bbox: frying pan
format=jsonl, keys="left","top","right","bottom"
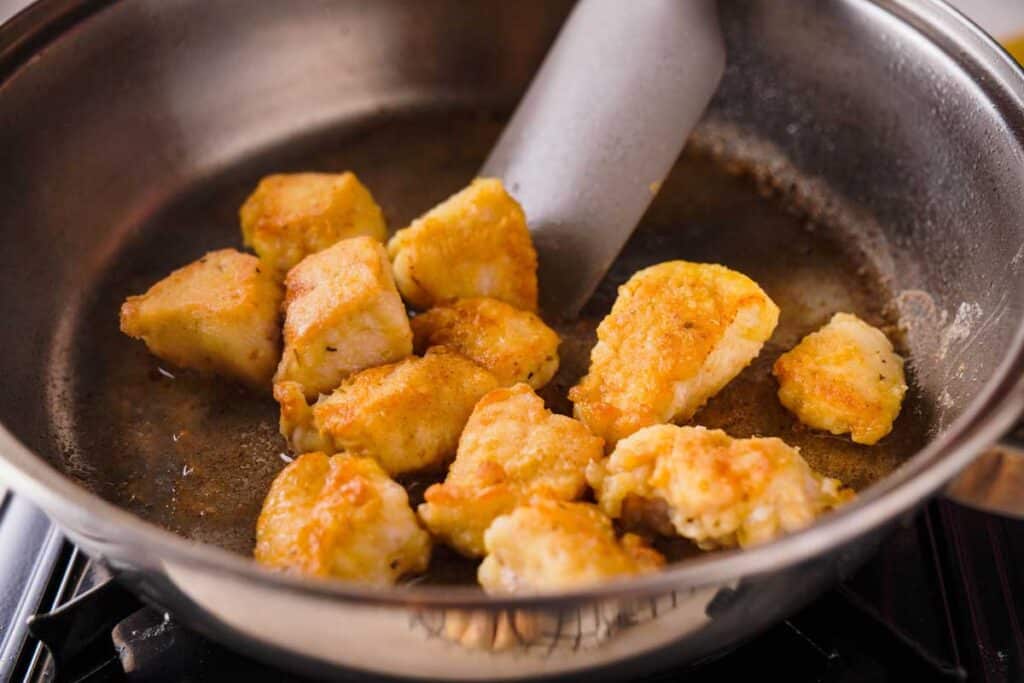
{"left": 1, "top": 0, "right": 1024, "bottom": 680}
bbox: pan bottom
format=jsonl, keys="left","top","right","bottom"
{"left": 45, "top": 107, "right": 932, "bottom": 577}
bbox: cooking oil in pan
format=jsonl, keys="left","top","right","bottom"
{"left": 52, "top": 109, "right": 931, "bottom": 570}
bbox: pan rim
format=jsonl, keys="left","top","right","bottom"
{"left": 1, "top": 0, "right": 1023, "bottom": 609}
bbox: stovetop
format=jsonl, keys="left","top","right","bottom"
{"left": 1, "top": 488, "right": 1021, "bottom": 682}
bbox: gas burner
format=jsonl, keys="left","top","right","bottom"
{"left": 4, "top": 496, "right": 1020, "bottom": 682}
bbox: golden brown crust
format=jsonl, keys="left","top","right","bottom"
{"left": 274, "top": 236, "right": 412, "bottom": 400}
{"left": 418, "top": 383, "right": 603, "bottom": 557}
{"left": 569, "top": 261, "right": 779, "bottom": 446}
{"left": 387, "top": 178, "right": 538, "bottom": 311}
{"left": 119, "top": 249, "right": 283, "bottom": 389}
{"left": 273, "top": 380, "right": 336, "bottom": 454}
{"left": 773, "top": 313, "right": 907, "bottom": 445}
{"left": 410, "top": 297, "right": 559, "bottom": 389}
{"left": 240, "top": 172, "right": 387, "bottom": 275}
{"left": 254, "top": 452, "right": 431, "bottom": 584}
{"left": 477, "top": 499, "right": 664, "bottom": 594}
{"left": 310, "top": 347, "right": 500, "bottom": 476}
{"left": 588, "top": 425, "right": 855, "bottom": 549}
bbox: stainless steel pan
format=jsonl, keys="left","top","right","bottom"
{"left": 1, "top": 0, "right": 1024, "bottom": 679}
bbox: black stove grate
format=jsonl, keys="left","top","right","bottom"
{"left": 2, "top": 496, "right": 1021, "bottom": 682}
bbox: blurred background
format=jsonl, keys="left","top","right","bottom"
{"left": 0, "top": 0, "right": 1023, "bottom": 52}
{"left": 951, "top": 0, "right": 1024, "bottom": 58}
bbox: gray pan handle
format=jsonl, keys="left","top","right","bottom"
{"left": 946, "top": 428, "right": 1024, "bottom": 518}
{"left": 481, "top": 0, "right": 725, "bottom": 319}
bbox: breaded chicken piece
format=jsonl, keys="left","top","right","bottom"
{"left": 240, "top": 172, "right": 387, "bottom": 275}
{"left": 588, "top": 425, "right": 854, "bottom": 550}
{"left": 120, "top": 249, "right": 283, "bottom": 389}
{"left": 255, "top": 452, "right": 431, "bottom": 584}
{"left": 275, "top": 237, "right": 412, "bottom": 400}
{"left": 387, "top": 178, "right": 538, "bottom": 311}
{"left": 773, "top": 313, "right": 907, "bottom": 445}
{"left": 569, "top": 261, "right": 779, "bottom": 446}
{"left": 477, "top": 499, "right": 664, "bottom": 594}
{"left": 418, "top": 384, "right": 603, "bottom": 557}
{"left": 273, "top": 380, "right": 335, "bottom": 454}
{"left": 411, "top": 298, "right": 559, "bottom": 389}
{"left": 299, "top": 347, "right": 499, "bottom": 476}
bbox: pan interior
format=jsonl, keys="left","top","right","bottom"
{"left": 46, "top": 108, "right": 933, "bottom": 575}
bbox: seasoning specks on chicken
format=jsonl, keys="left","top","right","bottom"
{"left": 587, "top": 425, "right": 854, "bottom": 549}
{"left": 387, "top": 178, "right": 539, "bottom": 311}
{"left": 477, "top": 499, "right": 664, "bottom": 594}
{"left": 120, "top": 249, "right": 283, "bottom": 389}
{"left": 255, "top": 452, "right": 431, "bottom": 584}
{"left": 279, "top": 347, "right": 499, "bottom": 476}
{"left": 240, "top": 172, "right": 387, "bottom": 275}
{"left": 274, "top": 236, "right": 412, "bottom": 400}
{"left": 773, "top": 313, "right": 907, "bottom": 445}
{"left": 570, "top": 261, "right": 780, "bottom": 446}
{"left": 418, "top": 383, "right": 603, "bottom": 557}
{"left": 411, "top": 297, "right": 560, "bottom": 389}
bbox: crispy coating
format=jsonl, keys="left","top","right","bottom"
{"left": 240, "top": 172, "right": 387, "bottom": 275}
{"left": 477, "top": 499, "right": 664, "bottom": 594}
{"left": 569, "top": 261, "right": 779, "bottom": 446}
{"left": 302, "top": 347, "right": 499, "bottom": 476}
{"left": 411, "top": 297, "right": 559, "bottom": 389}
{"left": 120, "top": 249, "right": 283, "bottom": 389}
{"left": 387, "top": 178, "right": 539, "bottom": 311}
{"left": 587, "top": 425, "right": 854, "bottom": 550}
{"left": 254, "top": 452, "right": 431, "bottom": 584}
{"left": 274, "top": 380, "right": 334, "bottom": 454}
{"left": 418, "top": 384, "right": 603, "bottom": 557}
{"left": 773, "top": 313, "right": 907, "bottom": 445}
{"left": 274, "top": 237, "right": 412, "bottom": 400}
